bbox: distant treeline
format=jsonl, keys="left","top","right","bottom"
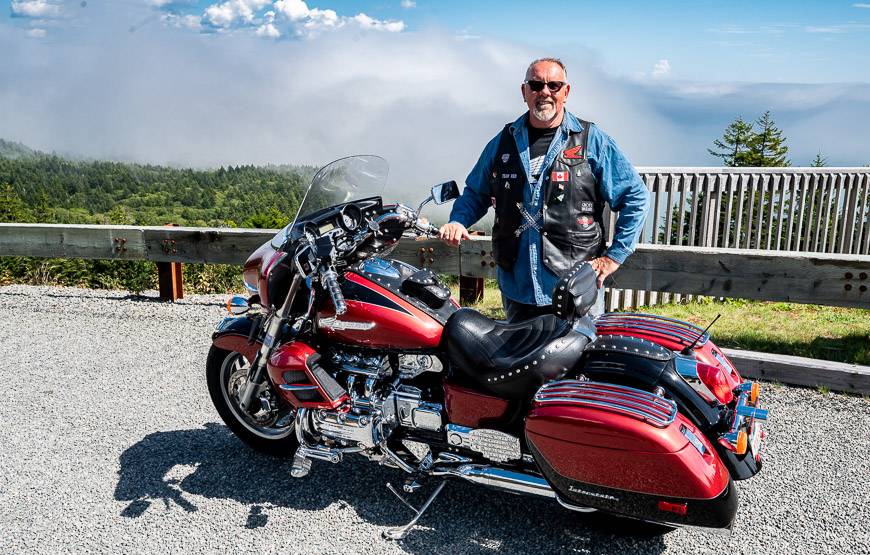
{"left": 0, "top": 139, "right": 313, "bottom": 292}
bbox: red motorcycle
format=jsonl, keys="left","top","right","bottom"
{"left": 207, "top": 155, "right": 767, "bottom": 538}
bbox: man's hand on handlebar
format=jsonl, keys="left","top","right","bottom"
{"left": 439, "top": 222, "right": 470, "bottom": 246}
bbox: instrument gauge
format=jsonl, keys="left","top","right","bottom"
{"left": 338, "top": 203, "right": 363, "bottom": 232}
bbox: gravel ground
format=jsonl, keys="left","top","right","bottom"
{"left": 0, "top": 284, "right": 868, "bottom": 555}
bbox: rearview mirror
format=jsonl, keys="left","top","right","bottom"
{"left": 431, "top": 181, "right": 459, "bottom": 204}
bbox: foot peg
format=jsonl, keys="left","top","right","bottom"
{"left": 290, "top": 445, "right": 343, "bottom": 478}
{"left": 382, "top": 480, "right": 446, "bottom": 540}
{"left": 290, "top": 452, "right": 312, "bottom": 478}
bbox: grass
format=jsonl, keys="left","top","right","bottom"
{"left": 450, "top": 283, "right": 870, "bottom": 366}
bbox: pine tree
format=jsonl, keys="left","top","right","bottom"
{"left": 0, "top": 184, "right": 34, "bottom": 222}
{"left": 810, "top": 151, "right": 827, "bottom": 167}
{"left": 748, "top": 111, "right": 790, "bottom": 167}
{"left": 709, "top": 116, "right": 755, "bottom": 167}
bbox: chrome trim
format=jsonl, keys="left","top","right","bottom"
{"left": 430, "top": 464, "right": 555, "bottom": 498}
{"left": 555, "top": 495, "right": 598, "bottom": 513}
{"left": 534, "top": 380, "right": 677, "bottom": 428}
{"left": 278, "top": 384, "right": 319, "bottom": 391}
{"left": 596, "top": 313, "right": 710, "bottom": 347}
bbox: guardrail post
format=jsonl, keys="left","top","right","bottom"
{"left": 460, "top": 231, "right": 484, "bottom": 305}
{"left": 157, "top": 224, "right": 183, "bottom": 301}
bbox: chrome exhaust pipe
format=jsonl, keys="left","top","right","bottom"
{"left": 431, "top": 464, "right": 556, "bottom": 498}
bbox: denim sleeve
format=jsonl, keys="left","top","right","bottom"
{"left": 587, "top": 125, "right": 650, "bottom": 265}
{"left": 448, "top": 132, "right": 500, "bottom": 228}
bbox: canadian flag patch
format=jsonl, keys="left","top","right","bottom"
{"left": 551, "top": 170, "right": 569, "bottom": 181}
{"left": 577, "top": 216, "right": 594, "bottom": 226}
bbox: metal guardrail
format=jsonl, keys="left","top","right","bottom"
{"left": 1, "top": 223, "right": 869, "bottom": 308}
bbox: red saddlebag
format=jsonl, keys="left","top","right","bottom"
{"left": 526, "top": 380, "right": 738, "bottom": 529}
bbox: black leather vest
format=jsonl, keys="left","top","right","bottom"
{"left": 489, "top": 120, "right": 606, "bottom": 277}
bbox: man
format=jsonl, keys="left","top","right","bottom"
{"left": 440, "top": 57, "right": 649, "bottom": 322}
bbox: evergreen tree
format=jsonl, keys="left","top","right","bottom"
{"left": 708, "top": 116, "right": 755, "bottom": 167}
{"left": 0, "top": 183, "right": 34, "bottom": 222}
{"left": 810, "top": 151, "right": 827, "bottom": 167}
{"left": 748, "top": 111, "right": 790, "bottom": 167}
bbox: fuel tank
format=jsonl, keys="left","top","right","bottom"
{"left": 316, "top": 259, "right": 458, "bottom": 350}
{"left": 526, "top": 379, "right": 737, "bottom": 529}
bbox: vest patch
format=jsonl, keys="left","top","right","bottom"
{"left": 551, "top": 170, "right": 569, "bottom": 181}
{"left": 580, "top": 201, "right": 595, "bottom": 212}
{"left": 501, "top": 153, "right": 510, "bottom": 163}
{"left": 563, "top": 145, "right": 584, "bottom": 159}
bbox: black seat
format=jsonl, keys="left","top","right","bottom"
{"left": 444, "top": 308, "right": 591, "bottom": 399}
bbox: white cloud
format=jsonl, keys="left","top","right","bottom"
{"left": 202, "top": 0, "right": 271, "bottom": 28}
{"left": 255, "top": 10, "right": 280, "bottom": 37}
{"left": 274, "top": 0, "right": 310, "bottom": 20}
{"left": 161, "top": 13, "right": 203, "bottom": 31}
{"left": 352, "top": 13, "right": 405, "bottom": 33}
{"left": 400, "top": 0, "right": 417, "bottom": 8}
{"left": 852, "top": 3, "right": 870, "bottom": 8}
{"left": 652, "top": 59, "right": 671, "bottom": 78}
{"left": 10, "top": 1, "right": 63, "bottom": 18}
{"left": 26, "top": 28, "right": 47, "bottom": 38}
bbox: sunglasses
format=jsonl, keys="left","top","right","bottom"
{"left": 524, "top": 80, "right": 566, "bottom": 93}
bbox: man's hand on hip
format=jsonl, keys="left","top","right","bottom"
{"left": 439, "top": 222, "right": 470, "bottom": 246}
{"left": 589, "top": 256, "right": 620, "bottom": 288}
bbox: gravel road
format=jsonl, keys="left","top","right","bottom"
{"left": 0, "top": 285, "right": 867, "bottom": 555}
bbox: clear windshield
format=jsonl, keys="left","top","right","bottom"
{"left": 272, "top": 155, "right": 389, "bottom": 248}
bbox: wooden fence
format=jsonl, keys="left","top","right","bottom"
{"left": 608, "top": 167, "right": 870, "bottom": 309}
{"left": 1, "top": 223, "right": 868, "bottom": 309}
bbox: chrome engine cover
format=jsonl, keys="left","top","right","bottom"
{"left": 445, "top": 424, "right": 522, "bottom": 463}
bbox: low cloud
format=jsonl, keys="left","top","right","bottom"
{"left": 1, "top": 0, "right": 868, "bottom": 210}
{"left": 400, "top": 0, "right": 417, "bottom": 8}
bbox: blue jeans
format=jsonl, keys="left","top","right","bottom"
{"left": 501, "top": 288, "right": 603, "bottom": 339}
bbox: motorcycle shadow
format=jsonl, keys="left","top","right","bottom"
{"left": 115, "top": 423, "right": 667, "bottom": 554}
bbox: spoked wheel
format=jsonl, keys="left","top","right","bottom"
{"left": 206, "top": 345, "right": 299, "bottom": 456}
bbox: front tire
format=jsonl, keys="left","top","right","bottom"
{"left": 206, "top": 345, "right": 298, "bottom": 456}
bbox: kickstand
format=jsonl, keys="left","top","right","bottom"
{"left": 382, "top": 480, "right": 447, "bottom": 540}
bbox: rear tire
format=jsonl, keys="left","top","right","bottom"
{"left": 206, "top": 345, "right": 298, "bottom": 456}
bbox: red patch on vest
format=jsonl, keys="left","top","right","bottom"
{"left": 577, "top": 216, "right": 593, "bottom": 226}
{"left": 551, "top": 170, "right": 569, "bottom": 182}
{"left": 563, "top": 145, "right": 584, "bottom": 159}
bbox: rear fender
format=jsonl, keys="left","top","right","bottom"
{"left": 212, "top": 316, "right": 262, "bottom": 362}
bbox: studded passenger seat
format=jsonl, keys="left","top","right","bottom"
{"left": 444, "top": 308, "right": 591, "bottom": 399}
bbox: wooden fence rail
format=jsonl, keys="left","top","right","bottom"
{"left": 2, "top": 223, "right": 869, "bottom": 309}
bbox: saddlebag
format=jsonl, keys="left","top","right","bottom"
{"left": 526, "top": 380, "right": 738, "bottom": 529}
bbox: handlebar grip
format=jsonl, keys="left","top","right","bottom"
{"left": 321, "top": 269, "right": 347, "bottom": 316}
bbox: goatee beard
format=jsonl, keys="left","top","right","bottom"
{"left": 532, "top": 102, "right": 556, "bottom": 121}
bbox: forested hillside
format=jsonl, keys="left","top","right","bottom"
{"left": 0, "top": 141, "right": 313, "bottom": 292}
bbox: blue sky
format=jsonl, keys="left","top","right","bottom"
{"left": 2, "top": 0, "right": 869, "bottom": 180}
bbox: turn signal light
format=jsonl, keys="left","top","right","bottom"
{"left": 750, "top": 382, "right": 760, "bottom": 404}
{"left": 696, "top": 362, "right": 735, "bottom": 404}
{"left": 657, "top": 501, "right": 688, "bottom": 516}
{"left": 735, "top": 430, "right": 748, "bottom": 455}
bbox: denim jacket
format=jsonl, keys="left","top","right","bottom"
{"left": 449, "top": 110, "right": 649, "bottom": 306}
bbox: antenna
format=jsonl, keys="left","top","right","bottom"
{"left": 681, "top": 313, "right": 721, "bottom": 354}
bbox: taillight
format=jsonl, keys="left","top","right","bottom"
{"left": 658, "top": 501, "right": 688, "bottom": 516}
{"left": 696, "top": 362, "right": 735, "bottom": 404}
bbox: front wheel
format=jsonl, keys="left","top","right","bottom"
{"left": 206, "top": 345, "right": 298, "bottom": 456}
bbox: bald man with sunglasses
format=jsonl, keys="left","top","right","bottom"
{"left": 440, "top": 57, "right": 649, "bottom": 323}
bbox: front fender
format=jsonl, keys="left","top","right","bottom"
{"left": 212, "top": 316, "right": 262, "bottom": 362}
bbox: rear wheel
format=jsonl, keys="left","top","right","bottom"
{"left": 206, "top": 345, "right": 298, "bottom": 456}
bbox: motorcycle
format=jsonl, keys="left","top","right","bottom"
{"left": 207, "top": 155, "right": 768, "bottom": 539}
